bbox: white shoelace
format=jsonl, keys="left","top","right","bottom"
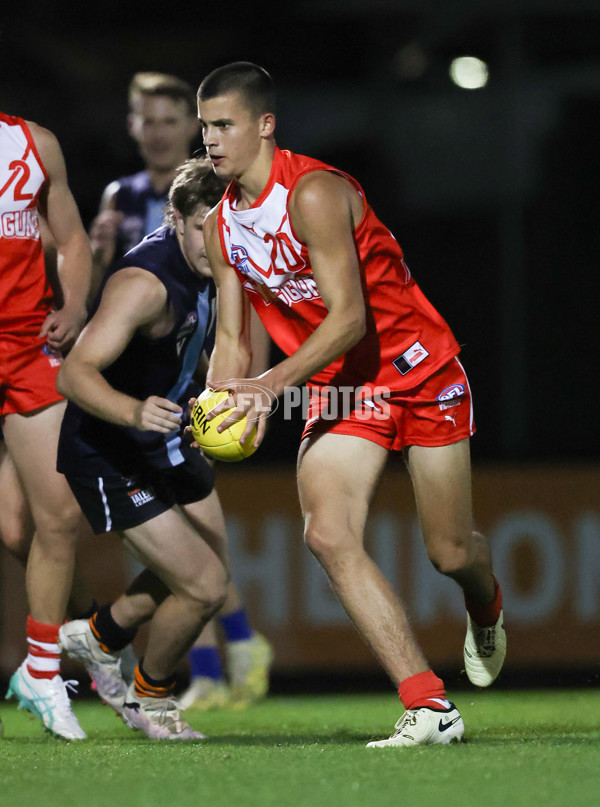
{"left": 475, "top": 625, "right": 496, "bottom": 656}
{"left": 392, "top": 710, "right": 417, "bottom": 736}
{"left": 40, "top": 678, "right": 82, "bottom": 731}
{"left": 49, "top": 678, "right": 79, "bottom": 706}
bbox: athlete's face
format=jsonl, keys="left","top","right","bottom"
{"left": 176, "top": 205, "right": 211, "bottom": 277}
{"left": 129, "top": 95, "right": 199, "bottom": 173}
{"left": 198, "top": 92, "right": 270, "bottom": 181}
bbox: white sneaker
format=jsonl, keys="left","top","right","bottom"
{"left": 6, "top": 661, "right": 87, "bottom": 740}
{"left": 59, "top": 619, "right": 128, "bottom": 714}
{"left": 177, "top": 677, "right": 230, "bottom": 711}
{"left": 227, "top": 633, "right": 274, "bottom": 707}
{"left": 464, "top": 609, "right": 506, "bottom": 687}
{"left": 122, "top": 683, "right": 204, "bottom": 740}
{"left": 366, "top": 703, "right": 464, "bottom": 748}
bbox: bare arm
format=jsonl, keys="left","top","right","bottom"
{"left": 204, "top": 206, "right": 254, "bottom": 386}
{"left": 206, "top": 173, "right": 366, "bottom": 445}
{"left": 89, "top": 182, "right": 124, "bottom": 300}
{"left": 262, "top": 171, "right": 366, "bottom": 396}
{"left": 30, "top": 122, "right": 92, "bottom": 351}
{"left": 56, "top": 268, "right": 182, "bottom": 433}
{"left": 248, "top": 307, "right": 271, "bottom": 377}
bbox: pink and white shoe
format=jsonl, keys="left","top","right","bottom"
{"left": 122, "top": 683, "right": 204, "bottom": 740}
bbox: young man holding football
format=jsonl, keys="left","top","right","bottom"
{"left": 196, "top": 62, "right": 506, "bottom": 747}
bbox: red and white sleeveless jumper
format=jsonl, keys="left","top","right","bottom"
{"left": 0, "top": 112, "right": 50, "bottom": 336}
{"left": 217, "top": 147, "right": 459, "bottom": 396}
{"left": 0, "top": 113, "right": 63, "bottom": 415}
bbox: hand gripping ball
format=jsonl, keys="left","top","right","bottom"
{"left": 190, "top": 388, "right": 258, "bottom": 462}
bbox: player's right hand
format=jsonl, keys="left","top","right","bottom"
{"left": 89, "top": 210, "right": 124, "bottom": 268}
{"left": 133, "top": 396, "right": 182, "bottom": 433}
{"left": 206, "top": 379, "right": 274, "bottom": 447}
{"left": 39, "top": 303, "right": 87, "bottom": 352}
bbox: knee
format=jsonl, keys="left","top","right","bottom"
{"left": 0, "top": 517, "right": 32, "bottom": 563}
{"left": 182, "top": 559, "right": 228, "bottom": 615}
{"left": 205, "top": 564, "right": 229, "bottom": 612}
{"left": 34, "top": 500, "right": 81, "bottom": 547}
{"left": 426, "top": 531, "right": 475, "bottom": 578}
{"left": 303, "top": 517, "right": 355, "bottom": 571}
{"left": 198, "top": 579, "right": 228, "bottom": 618}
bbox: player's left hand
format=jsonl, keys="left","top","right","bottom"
{"left": 39, "top": 305, "right": 87, "bottom": 352}
{"left": 208, "top": 377, "right": 276, "bottom": 447}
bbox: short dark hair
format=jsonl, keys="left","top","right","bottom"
{"left": 163, "top": 156, "right": 225, "bottom": 226}
{"left": 129, "top": 72, "right": 197, "bottom": 117}
{"left": 197, "top": 62, "right": 276, "bottom": 118}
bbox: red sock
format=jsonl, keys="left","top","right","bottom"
{"left": 465, "top": 578, "right": 502, "bottom": 628}
{"left": 26, "top": 615, "right": 61, "bottom": 680}
{"left": 398, "top": 670, "right": 448, "bottom": 710}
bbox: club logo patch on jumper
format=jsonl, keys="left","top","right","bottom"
{"left": 437, "top": 383, "right": 465, "bottom": 410}
{"left": 392, "top": 341, "right": 429, "bottom": 375}
{"left": 231, "top": 244, "right": 250, "bottom": 274}
{"left": 127, "top": 487, "right": 156, "bottom": 508}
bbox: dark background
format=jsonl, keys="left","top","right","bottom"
{"left": 3, "top": 0, "right": 599, "bottom": 465}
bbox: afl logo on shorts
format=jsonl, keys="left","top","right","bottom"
{"left": 437, "top": 383, "right": 465, "bottom": 410}
{"left": 437, "top": 384, "right": 465, "bottom": 402}
{"left": 42, "top": 344, "right": 62, "bottom": 367}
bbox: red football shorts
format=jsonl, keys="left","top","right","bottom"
{"left": 302, "top": 357, "right": 475, "bottom": 452}
{"left": 0, "top": 334, "right": 63, "bottom": 416}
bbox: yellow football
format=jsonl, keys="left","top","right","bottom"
{"left": 190, "top": 388, "right": 258, "bottom": 462}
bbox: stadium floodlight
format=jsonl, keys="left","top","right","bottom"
{"left": 449, "top": 56, "right": 489, "bottom": 90}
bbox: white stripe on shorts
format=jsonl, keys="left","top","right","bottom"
{"left": 97, "top": 476, "right": 112, "bottom": 532}
{"left": 454, "top": 357, "right": 474, "bottom": 434}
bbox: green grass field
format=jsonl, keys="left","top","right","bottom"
{"left": 1, "top": 690, "right": 599, "bottom": 807}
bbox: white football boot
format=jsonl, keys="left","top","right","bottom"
{"left": 227, "top": 632, "right": 274, "bottom": 708}
{"left": 119, "top": 643, "right": 139, "bottom": 686}
{"left": 122, "top": 683, "right": 205, "bottom": 740}
{"left": 177, "top": 676, "right": 230, "bottom": 711}
{"left": 59, "top": 619, "right": 128, "bottom": 714}
{"left": 6, "top": 661, "right": 87, "bottom": 740}
{"left": 367, "top": 702, "right": 464, "bottom": 748}
{"left": 464, "top": 609, "right": 506, "bottom": 687}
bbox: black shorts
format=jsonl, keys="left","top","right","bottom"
{"left": 65, "top": 452, "right": 215, "bottom": 534}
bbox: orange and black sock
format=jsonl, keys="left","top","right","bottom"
{"left": 89, "top": 604, "right": 137, "bottom": 653}
{"left": 133, "top": 660, "right": 176, "bottom": 699}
